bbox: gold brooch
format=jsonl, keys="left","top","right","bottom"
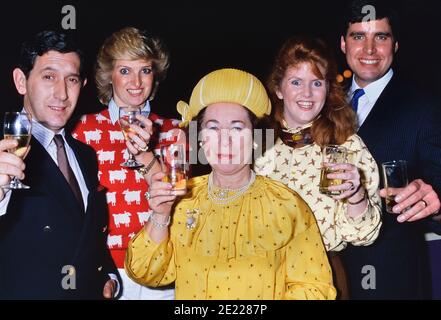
{"left": 186, "top": 209, "right": 200, "bottom": 230}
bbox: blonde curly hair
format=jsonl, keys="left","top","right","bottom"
{"left": 95, "top": 27, "right": 170, "bottom": 105}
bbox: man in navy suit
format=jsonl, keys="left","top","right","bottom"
{"left": 340, "top": 0, "right": 441, "bottom": 299}
{"left": 0, "top": 31, "right": 118, "bottom": 299}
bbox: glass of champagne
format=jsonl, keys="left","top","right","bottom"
{"left": 319, "top": 145, "right": 347, "bottom": 196}
{"left": 160, "top": 144, "right": 187, "bottom": 196}
{"left": 119, "top": 106, "right": 143, "bottom": 168}
{"left": 3, "top": 111, "right": 32, "bottom": 189}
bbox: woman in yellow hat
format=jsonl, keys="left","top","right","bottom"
{"left": 125, "top": 68, "right": 336, "bottom": 299}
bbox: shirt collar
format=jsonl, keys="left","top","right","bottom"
{"left": 108, "top": 99, "right": 151, "bottom": 124}
{"left": 30, "top": 117, "right": 66, "bottom": 149}
{"left": 282, "top": 118, "right": 316, "bottom": 133}
{"left": 350, "top": 68, "right": 394, "bottom": 103}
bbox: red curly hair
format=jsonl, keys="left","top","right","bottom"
{"left": 267, "top": 36, "right": 356, "bottom": 147}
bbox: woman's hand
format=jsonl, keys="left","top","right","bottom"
{"left": 125, "top": 114, "right": 153, "bottom": 157}
{"left": 325, "top": 162, "right": 364, "bottom": 201}
{"left": 146, "top": 171, "right": 178, "bottom": 215}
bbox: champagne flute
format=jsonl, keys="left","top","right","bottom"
{"left": 119, "top": 106, "right": 143, "bottom": 168}
{"left": 3, "top": 111, "right": 32, "bottom": 189}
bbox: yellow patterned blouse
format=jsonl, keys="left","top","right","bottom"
{"left": 125, "top": 175, "right": 336, "bottom": 300}
{"left": 255, "top": 126, "right": 382, "bottom": 252}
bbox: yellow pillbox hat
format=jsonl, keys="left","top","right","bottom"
{"left": 176, "top": 68, "right": 271, "bottom": 127}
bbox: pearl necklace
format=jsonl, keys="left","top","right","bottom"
{"left": 207, "top": 171, "right": 256, "bottom": 205}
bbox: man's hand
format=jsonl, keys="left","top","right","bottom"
{"left": 0, "top": 139, "right": 27, "bottom": 201}
{"left": 380, "top": 179, "right": 440, "bottom": 222}
{"left": 102, "top": 279, "right": 116, "bottom": 299}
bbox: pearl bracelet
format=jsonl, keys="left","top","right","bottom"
{"left": 149, "top": 212, "right": 171, "bottom": 228}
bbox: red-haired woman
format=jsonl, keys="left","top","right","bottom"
{"left": 255, "top": 37, "right": 382, "bottom": 299}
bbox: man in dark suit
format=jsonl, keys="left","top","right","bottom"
{"left": 0, "top": 30, "right": 118, "bottom": 299}
{"left": 339, "top": 0, "right": 441, "bottom": 299}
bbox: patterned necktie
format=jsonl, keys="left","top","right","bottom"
{"left": 279, "top": 126, "right": 314, "bottom": 149}
{"left": 53, "top": 134, "right": 84, "bottom": 209}
{"left": 351, "top": 88, "right": 365, "bottom": 113}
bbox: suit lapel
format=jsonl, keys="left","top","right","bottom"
{"left": 65, "top": 135, "right": 96, "bottom": 194}
{"left": 65, "top": 136, "right": 109, "bottom": 262}
{"left": 358, "top": 77, "right": 398, "bottom": 138}
{"left": 23, "top": 137, "right": 84, "bottom": 224}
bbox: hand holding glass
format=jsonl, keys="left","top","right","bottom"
{"left": 160, "top": 144, "right": 187, "bottom": 196}
{"left": 381, "top": 160, "right": 409, "bottom": 213}
{"left": 119, "top": 106, "right": 143, "bottom": 168}
{"left": 319, "top": 145, "right": 347, "bottom": 196}
{"left": 3, "top": 111, "right": 32, "bottom": 189}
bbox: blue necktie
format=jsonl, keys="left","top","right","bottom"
{"left": 351, "top": 88, "right": 365, "bottom": 113}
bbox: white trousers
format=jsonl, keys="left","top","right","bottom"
{"left": 117, "top": 268, "right": 175, "bottom": 300}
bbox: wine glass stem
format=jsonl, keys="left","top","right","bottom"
{"left": 10, "top": 177, "right": 20, "bottom": 188}
{"left": 128, "top": 150, "right": 135, "bottom": 162}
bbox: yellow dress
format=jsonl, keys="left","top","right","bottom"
{"left": 125, "top": 175, "right": 336, "bottom": 300}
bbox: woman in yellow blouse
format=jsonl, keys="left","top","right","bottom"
{"left": 125, "top": 68, "right": 336, "bottom": 300}
{"left": 254, "top": 37, "right": 382, "bottom": 299}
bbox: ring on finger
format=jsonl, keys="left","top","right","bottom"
{"left": 347, "top": 181, "right": 356, "bottom": 191}
{"left": 138, "top": 145, "right": 149, "bottom": 152}
{"left": 420, "top": 199, "right": 428, "bottom": 208}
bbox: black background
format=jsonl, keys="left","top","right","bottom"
{"left": 0, "top": 0, "right": 439, "bottom": 120}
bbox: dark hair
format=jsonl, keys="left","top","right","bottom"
{"left": 268, "top": 36, "right": 356, "bottom": 147}
{"left": 341, "top": 0, "right": 400, "bottom": 42}
{"left": 18, "top": 30, "right": 86, "bottom": 79}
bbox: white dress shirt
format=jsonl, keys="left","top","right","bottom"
{"left": 349, "top": 68, "right": 394, "bottom": 128}
{"left": 108, "top": 99, "right": 151, "bottom": 125}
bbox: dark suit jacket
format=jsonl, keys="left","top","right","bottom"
{"left": 342, "top": 75, "right": 441, "bottom": 299}
{"left": 0, "top": 134, "right": 117, "bottom": 299}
